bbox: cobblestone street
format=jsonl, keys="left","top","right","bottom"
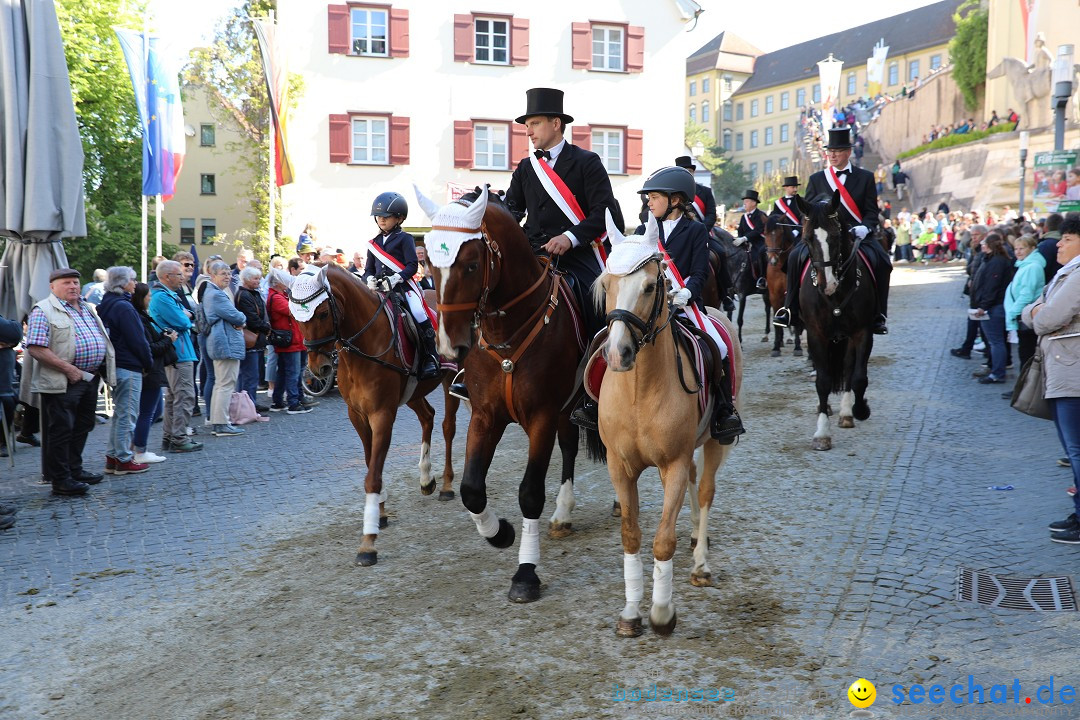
{"left": 1, "top": 264, "right": 1077, "bottom": 720}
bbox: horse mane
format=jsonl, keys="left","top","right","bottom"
{"left": 325, "top": 261, "right": 372, "bottom": 300}
{"left": 806, "top": 200, "right": 840, "bottom": 232}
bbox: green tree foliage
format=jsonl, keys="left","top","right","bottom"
{"left": 684, "top": 124, "right": 753, "bottom": 209}
{"left": 949, "top": 0, "right": 988, "bottom": 111}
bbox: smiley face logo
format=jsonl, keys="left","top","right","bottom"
{"left": 848, "top": 679, "right": 876, "bottom": 709}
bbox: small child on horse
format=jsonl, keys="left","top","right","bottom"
{"left": 361, "top": 191, "right": 441, "bottom": 380}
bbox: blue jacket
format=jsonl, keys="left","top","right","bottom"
{"left": 97, "top": 291, "right": 153, "bottom": 373}
{"left": 202, "top": 283, "right": 247, "bottom": 361}
{"left": 149, "top": 286, "right": 197, "bottom": 362}
{"left": 362, "top": 227, "right": 418, "bottom": 281}
{"left": 1004, "top": 251, "right": 1047, "bottom": 331}
{"left": 659, "top": 215, "right": 709, "bottom": 305}
{"left": 0, "top": 314, "right": 21, "bottom": 397}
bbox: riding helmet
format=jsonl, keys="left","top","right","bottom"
{"left": 371, "top": 191, "right": 409, "bottom": 219}
{"left": 638, "top": 166, "right": 696, "bottom": 202}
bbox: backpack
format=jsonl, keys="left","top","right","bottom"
{"left": 193, "top": 302, "right": 211, "bottom": 336}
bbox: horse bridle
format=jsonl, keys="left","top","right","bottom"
{"left": 605, "top": 256, "right": 670, "bottom": 351}
{"left": 806, "top": 211, "right": 866, "bottom": 315}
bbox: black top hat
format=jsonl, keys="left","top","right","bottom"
{"left": 515, "top": 88, "right": 574, "bottom": 125}
{"left": 825, "top": 126, "right": 853, "bottom": 149}
{"left": 674, "top": 155, "right": 696, "bottom": 171}
{"left": 741, "top": 189, "right": 760, "bottom": 202}
{"left": 781, "top": 175, "right": 800, "bottom": 187}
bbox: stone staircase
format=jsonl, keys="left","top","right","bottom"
{"left": 858, "top": 148, "right": 906, "bottom": 211}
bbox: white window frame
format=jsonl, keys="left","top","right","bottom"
{"left": 780, "top": 91, "right": 789, "bottom": 111}
{"left": 796, "top": 88, "right": 806, "bottom": 106}
{"left": 750, "top": 99, "right": 758, "bottom": 117}
{"left": 702, "top": 77, "right": 710, "bottom": 93}
{"left": 474, "top": 16, "right": 509, "bottom": 65}
{"left": 689, "top": 80, "right": 696, "bottom": 97}
{"left": 351, "top": 116, "right": 388, "bottom": 165}
{"left": 888, "top": 63, "right": 899, "bottom": 86}
{"left": 591, "top": 25, "right": 624, "bottom": 72}
{"left": 779, "top": 123, "right": 789, "bottom": 143}
{"left": 591, "top": 127, "right": 624, "bottom": 174}
{"left": 473, "top": 122, "right": 509, "bottom": 170}
{"left": 750, "top": 130, "right": 758, "bottom": 148}
{"left": 908, "top": 59, "right": 920, "bottom": 82}
{"left": 350, "top": 7, "right": 388, "bottom": 57}
{"left": 764, "top": 127, "right": 773, "bottom": 146}
{"left": 735, "top": 132, "right": 743, "bottom": 151}
{"left": 765, "top": 95, "right": 773, "bottom": 114}
{"left": 701, "top": 101, "right": 710, "bottom": 123}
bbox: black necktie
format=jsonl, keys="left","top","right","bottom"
{"left": 534, "top": 149, "right": 551, "bottom": 161}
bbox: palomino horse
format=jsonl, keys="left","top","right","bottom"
{"left": 795, "top": 193, "right": 876, "bottom": 451}
{"left": 763, "top": 218, "right": 803, "bottom": 358}
{"left": 288, "top": 263, "right": 460, "bottom": 566}
{"left": 586, "top": 213, "right": 742, "bottom": 637}
{"left": 414, "top": 185, "right": 586, "bottom": 603}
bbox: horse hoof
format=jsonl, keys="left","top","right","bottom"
{"left": 690, "top": 572, "right": 712, "bottom": 587}
{"left": 650, "top": 608, "right": 677, "bottom": 636}
{"left": 611, "top": 501, "right": 622, "bottom": 518}
{"left": 420, "top": 480, "right": 436, "bottom": 496}
{"left": 838, "top": 416, "right": 855, "bottom": 429}
{"left": 793, "top": 348, "right": 804, "bottom": 357}
{"left": 379, "top": 516, "right": 389, "bottom": 529}
{"left": 438, "top": 490, "right": 455, "bottom": 501}
{"left": 760, "top": 335, "right": 769, "bottom": 343}
{"left": 812, "top": 437, "right": 832, "bottom": 451}
{"left": 486, "top": 518, "right": 516, "bottom": 549}
{"left": 854, "top": 401, "right": 871, "bottom": 421}
{"left": 770, "top": 349, "right": 781, "bottom": 358}
{"left": 616, "top": 617, "right": 644, "bottom": 638}
{"left": 508, "top": 580, "right": 541, "bottom": 603}
{"left": 355, "top": 551, "right": 378, "bottom": 566}
{"left": 548, "top": 522, "right": 573, "bottom": 539}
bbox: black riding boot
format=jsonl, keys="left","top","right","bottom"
{"left": 773, "top": 254, "right": 803, "bottom": 328}
{"left": 873, "top": 275, "right": 890, "bottom": 335}
{"left": 570, "top": 399, "right": 598, "bottom": 431}
{"left": 712, "top": 356, "right": 745, "bottom": 444}
{"left": 416, "top": 321, "right": 442, "bottom": 380}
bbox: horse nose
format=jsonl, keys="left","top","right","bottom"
{"left": 619, "top": 345, "right": 633, "bottom": 367}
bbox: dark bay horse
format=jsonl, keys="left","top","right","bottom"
{"left": 795, "top": 193, "right": 875, "bottom": 451}
{"left": 717, "top": 234, "right": 770, "bottom": 343}
{"left": 763, "top": 218, "right": 803, "bottom": 358}
{"left": 415, "top": 185, "right": 585, "bottom": 604}
{"left": 289, "top": 263, "right": 460, "bottom": 565}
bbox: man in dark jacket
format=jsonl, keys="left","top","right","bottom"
{"left": 1038, "top": 213, "right": 1064, "bottom": 283}
{"left": 674, "top": 155, "right": 717, "bottom": 228}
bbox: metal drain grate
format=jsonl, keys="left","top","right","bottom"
{"left": 956, "top": 568, "right": 1077, "bottom": 611}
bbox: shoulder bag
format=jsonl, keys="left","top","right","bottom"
{"left": 1010, "top": 347, "right": 1052, "bottom": 420}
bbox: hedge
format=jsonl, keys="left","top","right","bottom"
{"left": 896, "top": 121, "right": 1018, "bottom": 160}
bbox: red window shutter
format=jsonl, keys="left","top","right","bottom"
{"left": 453, "top": 14, "right": 473, "bottom": 62}
{"left": 571, "top": 22, "right": 591, "bottom": 69}
{"left": 510, "top": 123, "right": 529, "bottom": 164}
{"left": 571, "top": 125, "right": 591, "bottom": 151}
{"left": 390, "top": 116, "right": 410, "bottom": 165}
{"left": 327, "top": 4, "right": 350, "bottom": 55}
{"left": 453, "top": 121, "right": 474, "bottom": 168}
{"left": 329, "top": 114, "right": 351, "bottom": 163}
{"left": 626, "top": 26, "right": 645, "bottom": 73}
{"left": 625, "top": 129, "right": 643, "bottom": 174}
{"left": 389, "top": 9, "right": 409, "bottom": 58}
{"left": 510, "top": 18, "right": 529, "bottom": 66}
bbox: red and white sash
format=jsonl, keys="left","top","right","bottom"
{"left": 825, "top": 166, "right": 863, "bottom": 223}
{"left": 774, "top": 197, "right": 800, "bottom": 225}
{"left": 693, "top": 195, "right": 706, "bottom": 219}
{"left": 656, "top": 235, "right": 707, "bottom": 331}
{"left": 529, "top": 154, "right": 607, "bottom": 273}
{"left": 368, "top": 241, "right": 438, "bottom": 330}
{"left": 743, "top": 212, "right": 757, "bottom": 231}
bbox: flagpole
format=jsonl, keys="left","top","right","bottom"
{"left": 268, "top": 99, "right": 276, "bottom": 258}
{"left": 155, "top": 194, "right": 163, "bottom": 258}
{"left": 141, "top": 195, "right": 148, "bottom": 283}
{"left": 142, "top": 17, "right": 150, "bottom": 282}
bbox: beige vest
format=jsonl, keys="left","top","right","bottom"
{"left": 29, "top": 294, "right": 116, "bottom": 394}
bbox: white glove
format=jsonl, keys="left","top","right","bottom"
{"left": 852, "top": 225, "right": 869, "bottom": 240}
{"left": 792, "top": 229, "right": 800, "bottom": 238}
{"left": 670, "top": 287, "right": 692, "bottom": 307}
{"left": 366, "top": 276, "right": 379, "bottom": 290}
{"left": 732, "top": 236, "right": 748, "bottom": 246}
{"left": 387, "top": 273, "right": 403, "bottom": 288}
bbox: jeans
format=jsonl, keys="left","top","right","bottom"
{"left": 982, "top": 304, "right": 1007, "bottom": 379}
{"left": 133, "top": 381, "right": 162, "bottom": 452}
{"left": 238, "top": 350, "right": 260, "bottom": 406}
{"left": 272, "top": 351, "right": 301, "bottom": 408}
{"left": 1051, "top": 398, "right": 1080, "bottom": 517}
{"left": 202, "top": 358, "right": 216, "bottom": 411}
{"left": 107, "top": 368, "right": 142, "bottom": 462}
{"left": 210, "top": 359, "right": 240, "bottom": 425}
{"left": 40, "top": 378, "right": 100, "bottom": 483}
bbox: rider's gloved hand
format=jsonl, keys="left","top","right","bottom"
{"left": 366, "top": 276, "right": 379, "bottom": 291}
{"left": 792, "top": 229, "right": 800, "bottom": 238}
{"left": 386, "top": 273, "right": 403, "bottom": 288}
{"left": 670, "top": 287, "right": 692, "bottom": 307}
{"left": 732, "top": 236, "right": 748, "bottom": 246}
{"left": 851, "top": 225, "right": 869, "bottom": 240}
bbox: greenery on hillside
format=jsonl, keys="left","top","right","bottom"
{"left": 949, "top": 0, "right": 988, "bottom": 111}
{"left": 896, "top": 122, "right": 1017, "bottom": 160}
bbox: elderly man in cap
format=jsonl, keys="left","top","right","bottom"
{"left": 25, "top": 268, "right": 116, "bottom": 496}
{"left": 150, "top": 260, "right": 203, "bottom": 453}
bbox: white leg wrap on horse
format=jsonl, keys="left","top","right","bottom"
{"left": 363, "top": 493, "right": 381, "bottom": 535}
{"left": 652, "top": 558, "right": 674, "bottom": 608}
{"left": 519, "top": 518, "right": 540, "bottom": 566}
{"left": 470, "top": 508, "right": 500, "bottom": 538}
{"left": 622, "top": 552, "right": 644, "bottom": 619}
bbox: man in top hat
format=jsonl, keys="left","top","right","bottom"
{"left": 674, "top": 155, "right": 717, "bottom": 229}
{"left": 773, "top": 126, "right": 891, "bottom": 334}
{"left": 733, "top": 189, "right": 769, "bottom": 290}
{"left": 769, "top": 176, "right": 804, "bottom": 232}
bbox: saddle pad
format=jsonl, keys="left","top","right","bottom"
{"left": 584, "top": 348, "right": 607, "bottom": 403}
{"left": 702, "top": 313, "right": 737, "bottom": 401}
{"left": 381, "top": 299, "right": 459, "bottom": 375}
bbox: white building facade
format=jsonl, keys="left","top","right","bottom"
{"left": 277, "top": 0, "right": 703, "bottom": 249}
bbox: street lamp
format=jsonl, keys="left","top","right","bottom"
{"left": 1019, "top": 130, "right": 1029, "bottom": 217}
{"left": 1052, "top": 44, "right": 1075, "bottom": 151}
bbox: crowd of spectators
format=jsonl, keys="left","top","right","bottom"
{"left": 919, "top": 109, "right": 1019, "bottom": 145}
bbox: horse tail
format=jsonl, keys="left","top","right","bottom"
{"left": 583, "top": 426, "right": 607, "bottom": 464}
{"left": 826, "top": 336, "right": 846, "bottom": 393}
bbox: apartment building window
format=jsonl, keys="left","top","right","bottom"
{"left": 200, "top": 219, "right": 216, "bottom": 245}
{"left": 763, "top": 160, "right": 773, "bottom": 175}
{"left": 723, "top": 74, "right": 732, "bottom": 92}
{"left": 749, "top": 162, "right": 757, "bottom": 178}
{"left": 765, "top": 96, "right": 773, "bottom": 114}
{"left": 779, "top": 157, "right": 788, "bottom": 171}
{"left": 689, "top": 104, "right": 696, "bottom": 124}
{"left": 473, "top": 123, "right": 509, "bottom": 170}
{"left": 908, "top": 59, "right": 920, "bottom": 81}
{"left": 350, "top": 7, "right": 388, "bottom": 56}
{"left": 591, "top": 128, "right": 624, "bottom": 174}
{"left": 779, "top": 123, "right": 789, "bottom": 143}
{"left": 329, "top": 113, "right": 409, "bottom": 165}
{"left": 701, "top": 101, "right": 709, "bottom": 123}
{"left": 780, "top": 91, "right": 789, "bottom": 111}
{"left": 736, "top": 103, "right": 744, "bottom": 121}
{"left": 200, "top": 124, "right": 215, "bottom": 147}
{"left": 812, "top": 84, "right": 821, "bottom": 103}
{"left": 592, "top": 25, "right": 624, "bottom": 71}
{"left": 735, "top": 132, "right": 743, "bottom": 151}
{"left": 702, "top": 77, "right": 710, "bottom": 93}
{"left": 750, "top": 99, "right": 758, "bottom": 117}
{"left": 689, "top": 80, "right": 696, "bottom": 97}
{"left": 847, "top": 72, "right": 856, "bottom": 95}
{"left": 796, "top": 88, "right": 806, "bottom": 107}
{"left": 571, "top": 22, "right": 644, "bottom": 72}
{"left": 722, "top": 129, "right": 732, "bottom": 151}
{"left": 179, "top": 218, "right": 195, "bottom": 244}
{"left": 750, "top": 130, "right": 758, "bottom": 148}
{"left": 723, "top": 101, "right": 732, "bottom": 122}
{"left": 888, "top": 62, "right": 899, "bottom": 86}
{"left": 764, "top": 127, "right": 773, "bottom": 146}
{"left": 200, "top": 174, "right": 216, "bottom": 195}
{"left": 930, "top": 54, "right": 942, "bottom": 71}
{"left": 328, "top": 4, "right": 408, "bottom": 57}
{"left": 351, "top": 116, "right": 388, "bottom": 164}
{"left": 474, "top": 17, "right": 509, "bottom": 64}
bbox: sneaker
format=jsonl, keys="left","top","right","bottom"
{"left": 212, "top": 424, "right": 246, "bottom": 436}
{"left": 301, "top": 398, "right": 319, "bottom": 408}
{"left": 1050, "top": 528, "right": 1080, "bottom": 544}
{"left": 269, "top": 403, "right": 286, "bottom": 412}
{"left": 168, "top": 440, "right": 204, "bottom": 453}
{"left": 1058, "top": 457, "right": 1071, "bottom": 468}
{"left": 133, "top": 451, "right": 167, "bottom": 464}
{"left": 972, "top": 341, "right": 985, "bottom": 351}
{"left": 949, "top": 348, "right": 972, "bottom": 359}
{"left": 105, "top": 456, "right": 117, "bottom": 474}
{"left": 113, "top": 459, "right": 150, "bottom": 475}
{"left": 15, "top": 434, "right": 40, "bottom": 447}
{"left": 1049, "top": 514, "right": 1080, "bottom": 533}
{"left": 972, "top": 367, "right": 991, "bottom": 378}
{"left": 192, "top": 406, "right": 202, "bottom": 417}
{"left": 255, "top": 403, "right": 271, "bottom": 413}
{"left": 286, "top": 405, "right": 313, "bottom": 414}
{"left": 1006, "top": 362, "right": 1014, "bottom": 370}
{"left": 978, "top": 375, "right": 1005, "bottom": 384}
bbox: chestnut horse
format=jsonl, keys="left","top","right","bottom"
{"left": 415, "top": 185, "right": 585, "bottom": 604}
{"left": 588, "top": 216, "right": 742, "bottom": 637}
{"left": 289, "top": 263, "right": 460, "bottom": 566}
{"left": 763, "top": 218, "right": 803, "bottom": 358}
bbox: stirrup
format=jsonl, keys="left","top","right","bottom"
{"left": 773, "top": 308, "right": 791, "bottom": 328}
{"left": 449, "top": 368, "right": 470, "bottom": 400}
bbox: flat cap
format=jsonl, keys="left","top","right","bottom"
{"left": 49, "top": 268, "right": 81, "bottom": 282}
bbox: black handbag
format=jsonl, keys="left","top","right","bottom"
{"left": 1010, "top": 348, "right": 1052, "bottom": 420}
{"left": 268, "top": 328, "right": 293, "bottom": 348}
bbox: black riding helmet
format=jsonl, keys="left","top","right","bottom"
{"left": 371, "top": 191, "right": 408, "bottom": 219}
{"left": 639, "top": 166, "right": 696, "bottom": 220}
